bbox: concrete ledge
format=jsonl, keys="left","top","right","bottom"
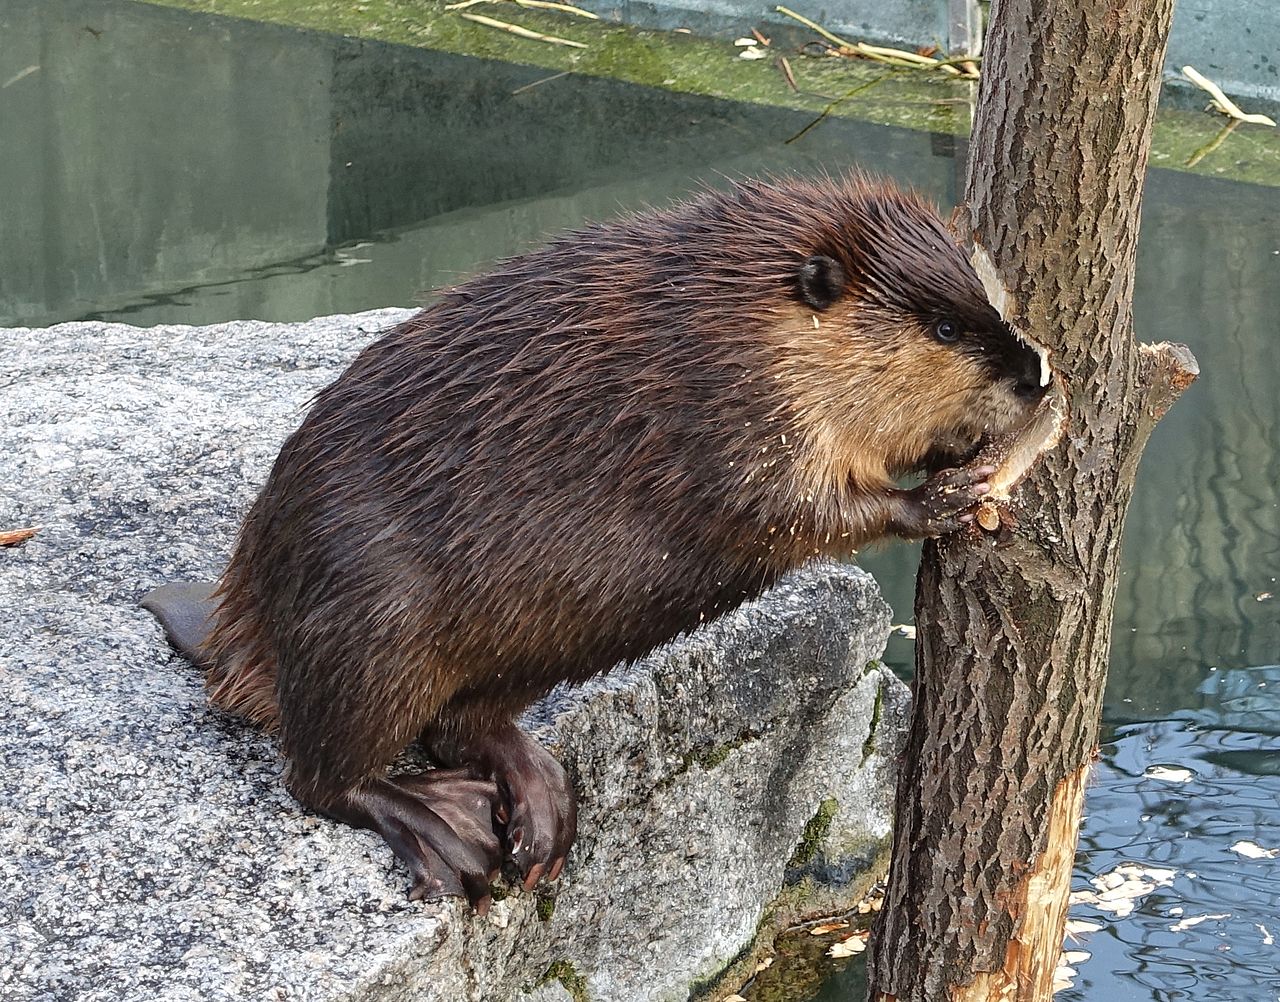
{"left": 0, "top": 314, "right": 907, "bottom": 1001}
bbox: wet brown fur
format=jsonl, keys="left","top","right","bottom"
{"left": 201, "top": 173, "right": 1042, "bottom": 805}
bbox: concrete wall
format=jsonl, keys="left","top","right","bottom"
{"left": 601, "top": 0, "right": 1280, "bottom": 104}
{"left": 1169, "top": 0, "right": 1279, "bottom": 105}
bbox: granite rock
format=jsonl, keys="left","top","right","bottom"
{"left": 0, "top": 314, "right": 907, "bottom": 1002}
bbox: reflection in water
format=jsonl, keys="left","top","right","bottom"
{"left": 1115, "top": 171, "right": 1280, "bottom": 718}
{"left": 5, "top": 1, "right": 1280, "bottom": 999}
{"left": 1, "top": 0, "right": 965, "bottom": 327}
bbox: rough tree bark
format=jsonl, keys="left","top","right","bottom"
{"left": 867, "top": 1, "right": 1198, "bottom": 1000}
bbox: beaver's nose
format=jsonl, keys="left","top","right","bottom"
{"left": 1015, "top": 372, "right": 1050, "bottom": 400}
{"left": 1013, "top": 346, "right": 1050, "bottom": 400}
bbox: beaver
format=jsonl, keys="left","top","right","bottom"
{"left": 142, "top": 173, "right": 1049, "bottom": 912}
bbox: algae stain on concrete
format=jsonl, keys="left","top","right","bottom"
{"left": 133, "top": 0, "right": 973, "bottom": 134}
{"left": 860, "top": 680, "right": 885, "bottom": 764}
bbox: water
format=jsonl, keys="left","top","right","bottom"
{"left": 2, "top": 0, "right": 968, "bottom": 327}
{"left": 6, "top": 2, "right": 1279, "bottom": 998}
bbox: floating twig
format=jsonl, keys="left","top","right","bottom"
{"left": 856, "top": 39, "right": 948, "bottom": 67}
{"left": 849, "top": 41, "right": 978, "bottom": 77}
{"left": 774, "top": 6, "right": 978, "bottom": 78}
{"left": 928, "top": 53, "right": 983, "bottom": 70}
{"left": 777, "top": 55, "right": 799, "bottom": 92}
{"left": 0, "top": 526, "right": 39, "bottom": 548}
{"left": 2, "top": 65, "right": 40, "bottom": 89}
{"left": 457, "top": 11, "right": 588, "bottom": 47}
{"left": 1183, "top": 65, "right": 1276, "bottom": 126}
{"left": 1185, "top": 119, "right": 1241, "bottom": 167}
{"left": 774, "top": 5, "right": 854, "bottom": 48}
{"left": 514, "top": 0, "right": 597, "bottom": 17}
{"left": 512, "top": 69, "right": 573, "bottom": 94}
{"left": 786, "top": 73, "right": 890, "bottom": 144}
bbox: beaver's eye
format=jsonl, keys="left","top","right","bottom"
{"left": 933, "top": 320, "right": 961, "bottom": 344}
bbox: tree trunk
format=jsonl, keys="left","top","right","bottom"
{"left": 867, "top": 1, "right": 1198, "bottom": 1000}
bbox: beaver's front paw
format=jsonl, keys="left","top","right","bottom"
{"left": 891, "top": 465, "right": 995, "bottom": 538}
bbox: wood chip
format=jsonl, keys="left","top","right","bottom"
{"left": 1144, "top": 765, "right": 1193, "bottom": 783}
{"left": 1070, "top": 863, "right": 1176, "bottom": 917}
{"left": 1170, "top": 912, "right": 1230, "bottom": 932}
{"left": 0, "top": 526, "right": 39, "bottom": 547}
{"left": 828, "top": 930, "right": 869, "bottom": 957}
{"left": 1231, "top": 840, "right": 1279, "bottom": 859}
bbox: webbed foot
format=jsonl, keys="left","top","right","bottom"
{"left": 321, "top": 770, "right": 504, "bottom": 912}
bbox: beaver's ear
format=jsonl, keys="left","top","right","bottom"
{"left": 797, "top": 254, "right": 845, "bottom": 311}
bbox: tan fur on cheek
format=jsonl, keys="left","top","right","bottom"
{"left": 761, "top": 310, "right": 993, "bottom": 499}
{"left": 761, "top": 309, "right": 893, "bottom": 495}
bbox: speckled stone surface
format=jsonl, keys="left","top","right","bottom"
{"left": 0, "top": 314, "right": 906, "bottom": 1002}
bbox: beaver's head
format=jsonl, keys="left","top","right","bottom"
{"left": 778, "top": 180, "right": 1049, "bottom": 480}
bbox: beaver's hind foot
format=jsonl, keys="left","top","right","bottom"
{"left": 484, "top": 724, "right": 577, "bottom": 891}
{"left": 319, "top": 771, "right": 503, "bottom": 912}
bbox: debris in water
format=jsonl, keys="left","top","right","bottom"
{"left": 1230, "top": 840, "right": 1279, "bottom": 860}
{"left": 1144, "top": 765, "right": 1193, "bottom": 783}
{"left": 1170, "top": 912, "right": 1230, "bottom": 933}
{"left": 827, "top": 930, "right": 869, "bottom": 958}
{"left": 1069, "top": 863, "right": 1176, "bottom": 918}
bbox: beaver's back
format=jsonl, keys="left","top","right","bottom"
{"left": 201, "top": 189, "right": 816, "bottom": 729}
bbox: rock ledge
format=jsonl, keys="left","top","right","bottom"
{"left": 0, "top": 314, "right": 906, "bottom": 1002}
